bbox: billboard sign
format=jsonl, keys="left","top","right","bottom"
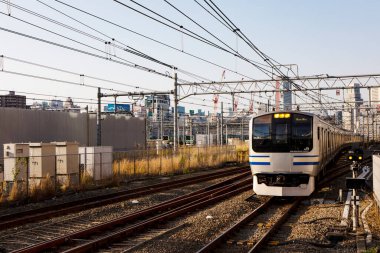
{"left": 107, "top": 104, "right": 131, "bottom": 112}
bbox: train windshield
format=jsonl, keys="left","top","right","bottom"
{"left": 252, "top": 113, "right": 313, "bottom": 152}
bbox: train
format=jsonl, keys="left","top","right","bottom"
{"left": 249, "top": 111, "right": 362, "bottom": 196}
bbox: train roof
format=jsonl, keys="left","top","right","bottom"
{"left": 250, "top": 111, "right": 362, "bottom": 136}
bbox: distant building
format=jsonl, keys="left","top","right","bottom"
{"left": 50, "top": 99, "right": 63, "bottom": 109}
{"left": 335, "top": 111, "right": 343, "bottom": 126}
{"left": 0, "top": 91, "right": 26, "bottom": 108}
{"left": 145, "top": 95, "right": 170, "bottom": 120}
{"left": 283, "top": 81, "right": 292, "bottom": 111}
{"left": 177, "top": 106, "right": 185, "bottom": 116}
{"left": 257, "top": 103, "right": 267, "bottom": 115}
{"left": 343, "top": 83, "right": 363, "bottom": 131}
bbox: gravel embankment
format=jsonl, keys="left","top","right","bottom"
{"left": 132, "top": 192, "right": 269, "bottom": 253}
{"left": 131, "top": 171, "right": 366, "bottom": 253}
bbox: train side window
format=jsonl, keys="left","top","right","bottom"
{"left": 317, "top": 127, "right": 320, "bottom": 140}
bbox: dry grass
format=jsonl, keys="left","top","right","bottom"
{"left": 8, "top": 181, "right": 26, "bottom": 202}
{"left": 0, "top": 145, "right": 243, "bottom": 204}
{"left": 235, "top": 142, "right": 249, "bottom": 163}
{"left": 29, "top": 175, "right": 55, "bottom": 201}
{"left": 113, "top": 146, "right": 238, "bottom": 177}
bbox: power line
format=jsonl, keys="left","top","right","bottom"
{"left": 2, "top": 55, "right": 146, "bottom": 91}
{"left": 48, "top": 0, "right": 261, "bottom": 82}
{"left": 112, "top": 0, "right": 275, "bottom": 77}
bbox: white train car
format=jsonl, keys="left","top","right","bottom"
{"left": 249, "top": 111, "right": 362, "bottom": 196}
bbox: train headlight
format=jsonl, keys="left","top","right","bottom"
{"left": 257, "top": 175, "right": 267, "bottom": 184}
{"left": 348, "top": 156, "right": 353, "bottom": 160}
{"left": 358, "top": 156, "right": 363, "bottom": 160}
{"left": 274, "top": 113, "right": 291, "bottom": 119}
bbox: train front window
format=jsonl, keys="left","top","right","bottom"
{"left": 252, "top": 115, "right": 272, "bottom": 152}
{"left": 291, "top": 114, "right": 313, "bottom": 152}
{"left": 252, "top": 113, "right": 313, "bottom": 152}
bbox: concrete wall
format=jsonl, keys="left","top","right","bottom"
{"left": 373, "top": 155, "right": 380, "bottom": 206}
{"left": 0, "top": 108, "right": 146, "bottom": 163}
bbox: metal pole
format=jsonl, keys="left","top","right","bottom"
{"left": 217, "top": 118, "right": 220, "bottom": 146}
{"left": 189, "top": 117, "right": 192, "bottom": 145}
{"left": 114, "top": 95, "right": 117, "bottom": 115}
{"left": 207, "top": 120, "right": 210, "bottom": 146}
{"left": 369, "top": 88, "right": 373, "bottom": 142}
{"left": 240, "top": 117, "right": 243, "bottom": 141}
{"left": 86, "top": 105, "right": 89, "bottom": 146}
{"left": 372, "top": 114, "right": 375, "bottom": 142}
{"left": 174, "top": 73, "right": 178, "bottom": 151}
{"left": 183, "top": 117, "right": 185, "bottom": 145}
{"left": 160, "top": 105, "right": 163, "bottom": 139}
{"left": 225, "top": 123, "right": 228, "bottom": 145}
{"left": 367, "top": 110, "right": 370, "bottom": 144}
{"left": 352, "top": 166, "right": 358, "bottom": 231}
{"left": 97, "top": 87, "right": 102, "bottom": 146}
{"left": 221, "top": 102, "right": 224, "bottom": 145}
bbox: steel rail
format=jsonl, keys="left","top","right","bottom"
{"left": 0, "top": 166, "right": 248, "bottom": 230}
{"left": 196, "top": 197, "right": 274, "bottom": 253}
{"left": 11, "top": 173, "right": 252, "bottom": 253}
{"left": 248, "top": 199, "right": 302, "bottom": 253}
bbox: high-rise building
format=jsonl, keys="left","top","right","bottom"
{"left": 283, "top": 81, "right": 292, "bottom": 111}
{"left": 0, "top": 91, "right": 26, "bottom": 108}
{"left": 335, "top": 111, "right": 343, "bottom": 126}
{"left": 342, "top": 83, "right": 363, "bottom": 131}
{"left": 145, "top": 95, "right": 170, "bottom": 120}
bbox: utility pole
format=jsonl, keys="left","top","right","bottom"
{"left": 160, "top": 105, "right": 163, "bottom": 140}
{"left": 85, "top": 105, "right": 89, "bottom": 146}
{"left": 221, "top": 102, "right": 224, "bottom": 145}
{"left": 207, "top": 119, "right": 210, "bottom": 146}
{"left": 369, "top": 88, "right": 372, "bottom": 142}
{"left": 225, "top": 123, "right": 228, "bottom": 145}
{"left": 173, "top": 73, "right": 178, "bottom": 151}
{"left": 241, "top": 117, "right": 243, "bottom": 141}
{"left": 114, "top": 95, "right": 117, "bottom": 115}
{"left": 217, "top": 117, "right": 220, "bottom": 146}
{"left": 97, "top": 87, "right": 102, "bottom": 146}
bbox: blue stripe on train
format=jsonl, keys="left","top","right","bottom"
{"left": 293, "top": 155, "right": 319, "bottom": 157}
{"left": 249, "top": 162, "right": 270, "bottom": 165}
{"left": 293, "top": 162, "right": 319, "bottom": 165}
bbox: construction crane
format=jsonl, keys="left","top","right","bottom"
{"left": 213, "top": 70, "right": 226, "bottom": 116}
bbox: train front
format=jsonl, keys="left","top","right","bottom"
{"left": 249, "top": 112, "right": 318, "bottom": 196}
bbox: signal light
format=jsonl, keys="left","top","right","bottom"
{"left": 347, "top": 148, "right": 364, "bottom": 162}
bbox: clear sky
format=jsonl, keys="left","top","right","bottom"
{"left": 1, "top": 0, "right": 379, "bottom": 112}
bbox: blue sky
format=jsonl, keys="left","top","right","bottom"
{"left": 1, "top": 0, "right": 379, "bottom": 111}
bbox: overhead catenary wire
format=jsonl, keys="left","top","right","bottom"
{"left": 1, "top": 0, "right": 229, "bottom": 85}
{"left": 199, "top": 0, "right": 332, "bottom": 112}
{"left": 42, "top": 0, "right": 276, "bottom": 107}
{"left": 111, "top": 0, "right": 276, "bottom": 77}
{"left": 0, "top": 1, "right": 332, "bottom": 113}
{"left": 0, "top": 89, "right": 129, "bottom": 105}
{"left": 48, "top": 0, "right": 257, "bottom": 82}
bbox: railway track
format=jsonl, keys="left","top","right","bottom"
{"left": 0, "top": 165, "right": 248, "bottom": 230}
{"left": 197, "top": 154, "right": 372, "bottom": 253}
{"left": 1, "top": 171, "right": 252, "bottom": 253}
{"left": 197, "top": 196, "right": 301, "bottom": 253}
